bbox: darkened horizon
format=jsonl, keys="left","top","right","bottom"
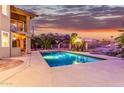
{"left": 16, "top": 5, "right": 124, "bottom": 31}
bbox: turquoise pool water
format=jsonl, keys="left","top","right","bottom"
{"left": 41, "top": 51, "right": 105, "bottom": 67}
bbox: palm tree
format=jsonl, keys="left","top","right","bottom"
{"left": 70, "top": 33, "right": 78, "bottom": 50}
{"left": 116, "top": 33, "right": 124, "bottom": 57}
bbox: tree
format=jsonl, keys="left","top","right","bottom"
{"left": 31, "top": 36, "right": 41, "bottom": 49}
{"left": 39, "top": 33, "right": 55, "bottom": 49}
{"left": 70, "top": 33, "right": 78, "bottom": 50}
{"left": 31, "top": 33, "right": 71, "bottom": 50}
{"left": 116, "top": 33, "right": 124, "bottom": 57}
{"left": 54, "top": 34, "right": 70, "bottom": 48}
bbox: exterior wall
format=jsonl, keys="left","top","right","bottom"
{"left": 0, "top": 5, "right": 11, "bottom": 58}
{"left": 11, "top": 47, "right": 21, "bottom": 57}
{"left": 0, "top": 48, "right": 10, "bottom": 58}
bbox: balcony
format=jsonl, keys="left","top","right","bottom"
{"left": 10, "top": 19, "right": 26, "bottom": 33}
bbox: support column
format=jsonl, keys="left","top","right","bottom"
{"left": 25, "top": 16, "right": 31, "bottom": 54}
{"left": 20, "top": 38, "right": 24, "bottom": 49}
{"left": 26, "top": 37, "right": 31, "bottom": 54}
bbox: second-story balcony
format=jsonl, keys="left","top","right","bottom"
{"left": 10, "top": 22, "right": 33, "bottom": 38}
{"left": 10, "top": 19, "right": 26, "bottom": 33}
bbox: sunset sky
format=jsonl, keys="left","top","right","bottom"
{"left": 16, "top": 5, "right": 124, "bottom": 40}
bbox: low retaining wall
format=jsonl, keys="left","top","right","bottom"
{"left": 0, "top": 47, "right": 21, "bottom": 58}
{"left": 0, "top": 47, "right": 10, "bottom": 58}
{"left": 11, "top": 48, "right": 21, "bottom": 57}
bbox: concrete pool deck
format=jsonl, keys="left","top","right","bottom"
{"left": 0, "top": 51, "right": 124, "bottom": 87}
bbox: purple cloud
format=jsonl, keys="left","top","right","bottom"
{"left": 16, "top": 5, "right": 124, "bottom": 30}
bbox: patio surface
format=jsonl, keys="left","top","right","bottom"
{"left": 0, "top": 59, "right": 23, "bottom": 72}
{"left": 0, "top": 51, "right": 124, "bottom": 87}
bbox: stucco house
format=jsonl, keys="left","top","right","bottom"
{"left": 0, "top": 5, "right": 36, "bottom": 58}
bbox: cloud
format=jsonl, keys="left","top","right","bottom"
{"left": 94, "top": 15, "right": 122, "bottom": 20}
{"left": 16, "top": 5, "right": 124, "bottom": 30}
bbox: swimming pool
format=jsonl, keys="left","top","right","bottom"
{"left": 41, "top": 51, "right": 105, "bottom": 67}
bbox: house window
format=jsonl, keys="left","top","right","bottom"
{"left": 1, "top": 31, "right": 9, "bottom": 47}
{"left": 2, "top": 5, "right": 8, "bottom": 16}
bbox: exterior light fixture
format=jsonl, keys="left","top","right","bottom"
{"left": 13, "top": 23, "right": 17, "bottom": 26}
{"left": 12, "top": 35, "right": 16, "bottom": 40}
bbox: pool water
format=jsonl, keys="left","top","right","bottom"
{"left": 41, "top": 51, "right": 105, "bottom": 67}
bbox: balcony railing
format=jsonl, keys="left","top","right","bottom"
{"left": 10, "top": 24, "right": 18, "bottom": 32}
{"left": 10, "top": 24, "right": 25, "bottom": 32}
